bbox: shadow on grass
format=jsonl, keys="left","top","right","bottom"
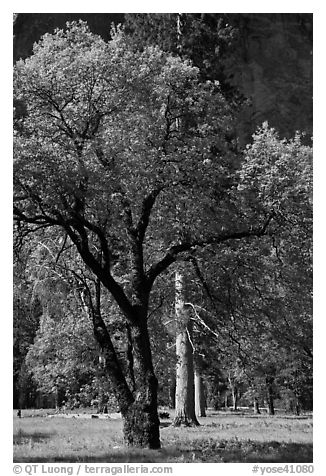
{"left": 13, "top": 440, "right": 313, "bottom": 463}
{"left": 14, "top": 429, "right": 54, "bottom": 446}
{"left": 208, "top": 412, "right": 312, "bottom": 420}
{"left": 206, "top": 441, "right": 313, "bottom": 463}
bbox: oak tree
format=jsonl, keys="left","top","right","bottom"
{"left": 14, "top": 22, "right": 276, "bottom": 447}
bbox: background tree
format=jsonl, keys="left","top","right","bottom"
{"left": 173, "top": 268, "right": 199, "bottom": 426}
{"left": 171, "top": 124, "right": 313, "bottom": 414}
{"left": 14, "top": 240, "right": 43, "bottom": 409}
{"left": 124, "top": 13, "right": 245, "bottom": 149}
{"left": 124, "top": 14, "right": 238, "bottom": 86}
{"left": 124, "top": 13, "right": 313, "bottom": 144}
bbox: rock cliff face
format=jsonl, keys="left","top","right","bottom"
{"left": 13, "top": 13, "right": 312, "bottom": 140}
{"left": 225, "top": 14, "right": 312, "bottom": 141}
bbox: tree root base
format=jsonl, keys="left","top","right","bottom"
{"left": 171, "top": 416, "right": 200, "bottom": 427}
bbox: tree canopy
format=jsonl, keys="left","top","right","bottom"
{"left": 14, "top": 22, "right": 276, "bottom": 314}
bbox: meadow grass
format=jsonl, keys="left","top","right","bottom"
{"left": 13, "top": 410, "right": 313, "bottom": 463}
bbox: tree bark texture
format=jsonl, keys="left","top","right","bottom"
{"left": 121, "top": 319, "right": 161, "bottom": 448}
{"left": 173, "top": 270, "right": 199, "bottom": 426}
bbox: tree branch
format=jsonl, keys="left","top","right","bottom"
{"left": 14, "top": 206, "right": 60, "bottom": 226}
{"left": 63, "top": 222, "right": 137, "bottom": 324}
{"left": 147, "top": 212, "right": 275, "bottom": 286}
{"left": 72, "top": 215, "right": 113, "bottom": 273}
{"left": 120, "top": 194, "right": 137, "bottom": 239}
{"left": 80, "top": 284, "right": 134, "bottom": 409}
{"left": 137, "top": 187, "right": 164, "bottom": 243}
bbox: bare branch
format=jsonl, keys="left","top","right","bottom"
{"left": 185, "top": 302, "right": 220, "bottom": 340}
{"left": 55, "top": 233, "right": 68, "bottom": 264}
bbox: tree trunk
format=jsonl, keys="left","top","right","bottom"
{"left": 224, "top": 392, "right": 229, "bottom": 409}
{"left": 253, "top": 397, "right": 261, "bottom": 414}
{"left": 125, "top": 323, "right": 136, "bottom": 392}
{"left": 194, "top": 354, "right": 206, "bottom": 417}
{"left": 266, "top": 376, "right": 275, "bottom": 415}
{"left": 54, "top": 386, "right": 59, "bottom": 410}
{"left": 267, "top": 394, "right": 275, "bottom": 415}
{"left": 232, "top": 387, "right": 238, "bottom": 411}
{"left": 294, "top": 396, "right": 301, "bottom": 415}
{"left": 169, "top": 376, "right": 176, "bottom": 409}
{"left": 228, "top": 372, "right": 238, "bottom": 411}
{"left": 121, "top": 318, "right": 161, "bottom": 448}
{"left": 84, "top": 278, "right": 161, "bottom": 449}
{"left": 121, "top": 387, "right": 160, "bottom": 448}
{"left": 173, "top": 270, "right": 199, "bottom": 426}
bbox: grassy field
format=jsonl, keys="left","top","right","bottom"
{"left": 13, "top": 409, "right": 313, "bottom": 463}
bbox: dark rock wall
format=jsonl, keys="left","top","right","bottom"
{"left": 13, "top": 13, "right": 312, "bottom": 140}
{"left": 225, "top": 14, "right": 313, "bottom": 141}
